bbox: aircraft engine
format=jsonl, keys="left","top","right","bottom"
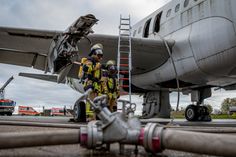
{"left": 48, "top": 14, "right": 98, "bottom": 73}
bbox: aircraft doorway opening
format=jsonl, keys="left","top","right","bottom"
{"left": 143, "top": 18, "right": 151, "bottom": 38}
{"left": 154, "top": 12, "right": 162, "bottom": 33}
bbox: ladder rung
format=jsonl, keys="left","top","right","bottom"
{"left": 120, "top": 48, "right": 130, "bottom": 50}
{"left": 120, "top": 45, "right": 130, "bottom": 47}
{"left": 121, "top": 18, "right": 130, "bottom": 21}
{"left": 120, "top": 23, "right": 130, "bottom": 25}
{"left": 120, "top": 34, "right": 129, "bottom": 36}
{"left": 120, "top": 67, "right": 129, "bottom": 71}
{"left": 120, "top": 85, "right": 129, "bottom": 88}
{"left": 120, "top": 65, "right": 129, "bottom": 68}
{"left": 120, "top": 50, "right": 130, "bottom": 52}
{"left": 120, "top": 39, "right": 130, "bottom": 42}
{"left": 120, "top": 71, "right": 129, "bottom": 74}
{"left": 120, "top": 52, "right": 129, "bottom": 54}
{"left": 120, "top": 46, "right": 130, "bottom": 49}
{"left": 121, "top": 23, "right": 130, "bottom": 25}
{"left": 120, "top": 62, "right": 129, "bottom": 65}
{"left": 120, "top": 78, "right": 129, "bottom": 80}
{"left": 120, "top": 27, "right": 130, "bottom": 30}
{"left": 120, "top": 38, "right": 129, "bottom": 40}
{"left": 121, "top": 52, "right": 129, "bottom": 54}
{"left": 119, "top": 24, "right": 131, "bottom": 30}
{"left": 120, "top": 28, "right": 130, "bottom": 31}
{"left": 120, "top": 40, "right": 129, "bottom": 43}
{"left": 120, "top": 60, "right": 129, "bottom": 63}
{"left": 120, "top": 37, "right": 129, "bottom": 40}
{"left": 120, "top": 57, "right": 128, "bottom": 60}
{"left": 120, "top": 42, "right": 129, "bottom": 45}
{"left": 120, "top": 92, "right": 129, "bottom": 95}
{"left": 120, "top": 64, "right": 129, "bottom": 67}
{"left": 120, "top": 28, "right": 130, "bottom": 30}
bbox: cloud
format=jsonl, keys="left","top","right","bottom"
{"left": 0, "top": 0, "right": 170, "bottom": 33}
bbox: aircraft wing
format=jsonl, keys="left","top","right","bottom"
{"left": 18, "top": 72, "right": 60, "bottom": 83}
{"left": 0, "top": 26, "right": 59, "bottom": 71}
{"left": 0, "top": 26, "right": 174, "bottom": 76}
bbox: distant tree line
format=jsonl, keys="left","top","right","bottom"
{"left": 221, "top": 98, "right": 236, "bottom": 114}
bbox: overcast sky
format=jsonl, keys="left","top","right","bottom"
{"left": 0, "top": 0, "right": 236, "bottom": 113}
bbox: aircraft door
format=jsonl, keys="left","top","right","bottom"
{"left": 153, "top": 12, "right": 162, "bottom": 34}
{"left": 143, "top": 18, "right": 152, "bottom": 38}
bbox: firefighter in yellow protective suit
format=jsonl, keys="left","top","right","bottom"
{"left": 78, "top": 43, "right": 103, "bottom": 120}
{"left": 101, "top": 60, "right": 120, "bottom": 112}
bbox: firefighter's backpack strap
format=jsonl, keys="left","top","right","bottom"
{"left": 78, "top": 57, "right": 88, "bottom": 80}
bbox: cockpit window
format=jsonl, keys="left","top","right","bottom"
{"left": 143, "top": 18, "right": 151, "bottom": 38}
{"left": 153, "top": 12, "right": 162, "bottom": 33}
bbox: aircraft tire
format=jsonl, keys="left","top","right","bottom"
{"left": 74, "top": 101, "right": 86, "bottom": 122}
{"left": 185, "top": 105, "right": 197, "bottom": 121}
{"left": 7, "top": 112, "right": 12, "bottom": 116}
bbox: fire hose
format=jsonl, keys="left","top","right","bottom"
{"left": 0, "top": 90, "right": 236, "bottom": 156}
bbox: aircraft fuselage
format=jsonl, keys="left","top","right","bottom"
{"left": 132, "top": 0, "right": 236, "bottom": 90}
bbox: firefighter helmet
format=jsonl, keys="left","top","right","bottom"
{"left": 89, "top": 43, "right": 103, "bottom": 56}
{"left": 106, "top": 60, "right": 115, "bottom": 67}
{"left": 106, "top": 60, "right": 117, "bottom": 74}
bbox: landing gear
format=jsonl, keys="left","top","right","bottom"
{"left": 185, "top": 105, "right": 211, "bottom": 121}
{"left": 7, "top": 112, "right": 12, "bottom": 116}
{"left": 185, "top": 88, "right": 212, "bottom": 122}
{"left": 185, "top": 105, "right": 197, "bottom": 121}
{"left": 142, "top": 91, "right": 171, "bottom": 118}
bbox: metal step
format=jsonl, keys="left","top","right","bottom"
{"left": 121, "top": 23, "right": 130, "bottom": 25}
{"left": 121, "top": 18, "right": 130, "bottom": 21}
{"left": 119, "top": 78, "right": 129, "bottom": 81}
{"left": 120, "top": 34, "right": 129, "bottom": 38}
{"left": 120, "top": 71, "right": 129, "bottom": 74}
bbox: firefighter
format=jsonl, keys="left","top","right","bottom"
{"left": 101, "top": 60, "right": 120, "bottom": 112}
{"left": 78, "top": 43, "right": 103, "bottom": 120}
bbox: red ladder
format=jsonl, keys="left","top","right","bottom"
{"left": 117, "top": 15, "right": 132, "bottom": 102}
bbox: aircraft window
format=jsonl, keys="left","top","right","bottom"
{"left": 143, "top": 18, "right": 151, "bottom": 38}
{"left": 194, "top": 0, "right": 198, "bottom": 1}
{"left": 133, "top": 30, "right": 137, "bottom": 37}
{"left": 138, "top": 26, "right": 142, "bottom": 34}
{"left": 166, "top": 9, "right": 172, "bottom": 17}
{"left": 184, "top": 0, "right": 189, "bottom": 7}
{"left": 175, "top": 4, "right": 180, "bottom": 12}
{"left": 154, "top": 12, "right": 162, "bottom": 33}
